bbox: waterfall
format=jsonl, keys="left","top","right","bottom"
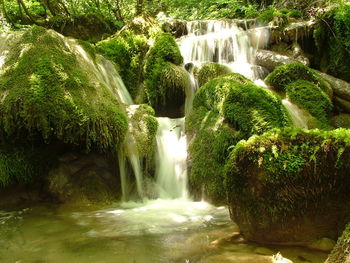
{"left": 155, "top": 118, "right": 188, "bottom": 199}
{"left": 282, "top": 99, "right": 309, "bottom": 129}
{"left": 179, "top": 20, "right": 268, "bottom": 81}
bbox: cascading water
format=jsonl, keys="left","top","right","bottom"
{"left": 155, "top": 118, "right": 188, "bottom": 199}
{"left": 282, "top": 99, "right": 310, "bottom": 129}
{"left": 179, "top": 20, "right": 268, "bottom": 81}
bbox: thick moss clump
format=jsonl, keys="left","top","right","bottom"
{"left": 225, "top": 128, "right": 350, "bottom": 243}
{"left": 0, "top": 26, "right": 128, "bottom": 152}
{"left": 197, "top": 63, "right": 231, "bottom": 87}
{"left": 314, "top": 2, "right": 350, "bottom": 82}
{"left": 187, "top": 73, "right": 288, "bottom": 202}
{"left": 286, "top": 80, "right": 333, "bottom": 128}
{"left": 144, "top": 33, "right": 186, "bottom": 112}
{"left": 265, "top": 62, "right": 327, "bottom": 92}
{"left": 97, "top": 30, "right": 148, "bottom": 99}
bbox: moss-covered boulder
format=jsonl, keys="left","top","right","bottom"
{"left": 0, "top": 26, "right": 128, "bottom": 152}
{"left": 225, "top": 128, "right": 350, "bottom": 244}
{"left": 144, "top": 33, "right": 188, "bottom": 117}
{"left": 0, "top": 26, "right": 128, "bottom": 199}
{"left": 326, "top": 223, "right": 350, "bottom": 263}
{"left": 187, "top": 73, "right": 289, "bottom": 203}
{"left": 265, "top": 62, "right": 327, "bottom": 93}
{"left": 197, "top": 63, "right": 231, "bottom": 87}
{"left": 286, "top": 80, "right": 333, "bottom": 128}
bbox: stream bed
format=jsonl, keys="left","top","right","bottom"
{"left": 0, "top": 200, "right": 328, "bottom": 263}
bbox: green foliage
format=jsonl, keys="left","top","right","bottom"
{"left": 286, "top": 80, "right": 333, "bottom": 128}
{"left": 197, "top": 63, "right": 231, "bottom": 87}
{"left": 265, "top": 62, "right": 327, "bottom": 92}
{"left": 225, "top": 127, "right": 350, "bottom": 219}
{"left": 157, "top": 0, "right": 260, "bottom": 20}
{"left": 0, "top": 26, "right": 128, "bottom": 152}
{"left": 97, "top": 30, "right": 148, "bottom": 99}
{"left": 144, "top": 33, "right": 186, "bottom": 108}
{"left": 0, "top": 143, "right": 57, "bottom": 187}
{"left": 314, "top": 1, "right": 350, "bottom": 82}
{"left": 258, "top": 7, "right": 302, "bottom": 26}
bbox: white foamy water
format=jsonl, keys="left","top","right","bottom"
{"left": 156, "top": 117, "right": 188, "bottom": 199}
{"left": 282, "top": 99, "right": 310, "bottom": 129}
{"left": 179, "top": 20, "right": 269, "bottom": 81}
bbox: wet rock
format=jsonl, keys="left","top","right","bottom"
{"left": 318, "top": 72, "right": 350, "bottom": 102}
{"left": 331, "top": 114, "right": 350, "bottom": 128}
{"left": 334, "top": 96, "right": 350, "bottom": 114}
{"left": 269, "top": 21, "right": 315, "bottom": 44}
{"left": 307, "top": 238, "right": 336, "bottom": 252}
{"left": 48, "top": 152, "right": 119, "bottom": 204}
{"left": 255, "top": 49, "right": 309, "bottom": 72}
{"left": 201, "top": 252, "right": 276, "bottom": 263}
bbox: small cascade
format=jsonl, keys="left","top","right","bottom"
{"left": 179, "top": 20, "right": 268, "bottom": 81}
{"left": 155, "top": 118, "right": 188, "bottom": 199}
{"left": 184, "top": 64, "right": 198, "bottom": 115}
{"left": 282, "top": 99, "right": 309, "bottom": 129}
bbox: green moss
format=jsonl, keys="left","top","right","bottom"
{"left": 0, "top": 143, "right": 57, "bottom": 187}
{"left": 187, "top": 73, "right": 288, "bottom": 202}
{"left": 144, "top": 33, "right": 185, "bottom": 108}
{"left": 265, "top": 62, "right": 327, "bottom": 92}
{"left": 225, "top": 127, "right": 350, "bottom": 220}
{"left": 314, "top": 2, "right": 350, "bottom": 82}
{"left": 197, "top": 63, "right": 231, "bottom": 87}
{"left": 223, "top": 83, "right": 289, "bottom": 137}
{"left": 187, "top": 107, "right": 240, "bottom": 203}
{"left": 286, "top": 80, "right": 332, "bottom": 128}
{"left": 193, "top": 73, "right": 253, "bottom": 113}
{"left": 0, "top": 26, "right": 128, "bottom": 152}
{"left": 129, "top": 104, "right": 158, "bottom": 158}
{"left": 96, "top": 30, "right": 148, "bottom": 99}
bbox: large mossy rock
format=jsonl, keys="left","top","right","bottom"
{"left": 0, "top": 26, "right": 128, "bottom": 199}
{"left": 265, "top": 62, "right": 328, "bottom": 93}
{"left": 326, "top": 223, "right": 350, "bottom": 263}
{"left": 0, "top": 26, "right": 128, "bottom": 152}
{"left": 186, "top": 73, "right": 289, "bottom": 203}
{"left": 225, "top": 128, "right": 350, "bottom": 245}
{"left": 144, "top": 33, "right": 188, "bottom": 117}
{"left": 286, "top": 80, "right": 333, "bottom": 128}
